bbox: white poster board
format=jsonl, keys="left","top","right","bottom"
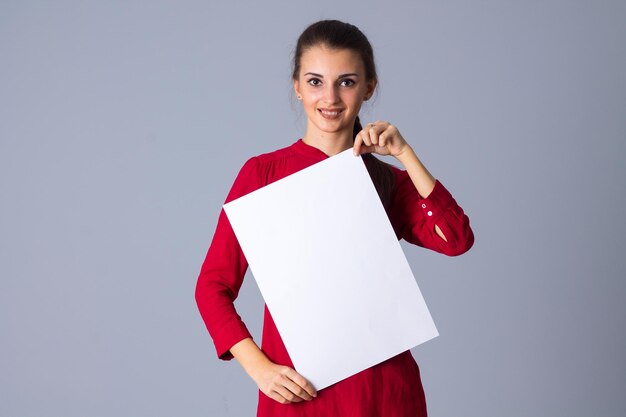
{"left": 223, "top": 148, "right": 438, "bottom": 390}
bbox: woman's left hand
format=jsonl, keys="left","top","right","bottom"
{"left": 353, "top": 120, "right": 411, "bottom": 158}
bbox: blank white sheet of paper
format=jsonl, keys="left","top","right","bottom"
{"left": 223, "top": 148, "right": 438, "bottom": 390}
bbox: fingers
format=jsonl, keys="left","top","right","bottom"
{"left": 353, "top": 124, "right": 377, "bottom": 155}
{"left": 265, "top": 375, "right": 302, "bottom": 404}
{"left": 267, "top": 389, "right": 292, "bottom": 404}
{"left": 354, "top": 121, "right": 391, "bottom": 156}
{"left": 265, "top": 367, "right": 317, "bottom": 404}
{"left": 284, "top": 368, "right": 317, "bottom": 399}
{"left": 279, "top": 378, "right": 310, "bottom": 402}
{"left": 353, "top": 131, "right": 362, "bottom": 155}
{"left": 362, "top": 122, "right": 377, "bottom": 146}
{"left": 273, "top": 383, "right": 304, "bottom": 403}
{"left": 353, "top": 129, "right": 373, "bottom": 156}
{"left": 369, "top": 121, "right": 390, "bottom": 144}
{"left": 354, "top": 120, "right": 409, "bottom": 158}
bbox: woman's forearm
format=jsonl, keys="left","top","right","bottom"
{"left": 395, "top": 144, "right": 436, "bottom": 198}
{"left": 395, "top": 145, "right": 448, "bottom": 242}
{"left": 230, "top": 337, "right": 272, "bottom": 380}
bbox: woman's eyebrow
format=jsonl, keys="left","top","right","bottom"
{"left": 304, "top": 72, "right": 360, "bottom": 78}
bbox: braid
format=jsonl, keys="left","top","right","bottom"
{"left": 353, "top": 115, "right": 364, "bottom": 139}
{"left": 353, "top": 116, "right": 396, "bottom": 208}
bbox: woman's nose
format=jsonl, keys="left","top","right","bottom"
{"left": 323, "top": 84, "right": 340, "bottom": 104}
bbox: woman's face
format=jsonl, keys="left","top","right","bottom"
{"left": 293, "top": 45, "right": 376, "bottom": 139}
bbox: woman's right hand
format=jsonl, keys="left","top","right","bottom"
{"left": 251, "top": 361, "right": 317, "bottom": 404}
{"left": 230, "top": 337, "right": 317, "bottom": 404}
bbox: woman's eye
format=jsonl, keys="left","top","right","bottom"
{"left": 340, "top": 79, "right": 356, "bottom": 87}
{"left": 307, "top": 78, "right": 322, "bottom": 86}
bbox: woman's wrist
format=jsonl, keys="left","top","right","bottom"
{"left": 394, "top": 143, "right": 436, "bottom": 198}
{"left": 230, "top": 337, "right": 272, "bottom": 380}
{"left": 393, "top": 143, "right": 415, "bottom": 163}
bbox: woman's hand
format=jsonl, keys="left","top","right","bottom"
{"left": 251, "top": 361, "right": 317, "bottom": 404}
{"left": 230, "top": 337, "right": 317, "bottom": 404}
{"left": 353, "top": 120, "right": 411, "bottom": 158}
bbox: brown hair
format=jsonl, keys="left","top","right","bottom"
{"left": 292, "top": 20, "right": 396, "bottom": 207}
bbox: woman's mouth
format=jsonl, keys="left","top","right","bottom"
{"left": 318, "top": 108, "right": 344, "bottom": 120}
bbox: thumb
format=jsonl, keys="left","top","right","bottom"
{"left": 356, "top": 144, "right": 376, "bottom": 156}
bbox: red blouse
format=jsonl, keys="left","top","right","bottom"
{"left": 195, "top": 139, "right": 474, "bottom": 417}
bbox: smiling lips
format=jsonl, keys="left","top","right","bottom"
{"left": 318, "top": 108, "right": 344, "bottom": 119}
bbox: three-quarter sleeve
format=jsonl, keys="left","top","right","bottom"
{"left": 388, "top": 168, "right": 474, "bottom": 256}
{"left": 195, "top": 156, "right": 261, "bottom": 360}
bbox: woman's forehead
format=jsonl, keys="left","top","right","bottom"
{"left": 299, "top": 46, "right": 364, "bottom": 76}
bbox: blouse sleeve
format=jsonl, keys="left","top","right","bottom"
{"left": 195, "top": 156, "right": 262, "bottom": 360}
{"left": 388, "top": 168, "right": 474, "bottom": 256}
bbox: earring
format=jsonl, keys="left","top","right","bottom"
{"left": 297, "top": 95, "right": 302, "bottom": 100}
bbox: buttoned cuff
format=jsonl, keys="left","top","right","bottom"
{"left": 417, "top": 180, "right": 455, "bottom": 221}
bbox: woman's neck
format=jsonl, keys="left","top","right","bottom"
{"left": 302, "top": 124, "right": 353, "bottom": 157}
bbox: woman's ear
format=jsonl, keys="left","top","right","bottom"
{"left": 365, "top": 79, "right": 377, "bottom": 101}
{"left": 293, "top": 79, "right": 302, "bottom": 100}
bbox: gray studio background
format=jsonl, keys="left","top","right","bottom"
{"left": 1, "top": 1, "right": 625, "bottom": 416}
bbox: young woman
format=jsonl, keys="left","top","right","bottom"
{"left": 195, "top": 20, "right": 474, "bottom": 417}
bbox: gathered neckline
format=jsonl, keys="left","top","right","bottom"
{"left": 291, "top": 138, "right": 362, "bottom": 161}
{"left": 291, "top": 138, "right": 331, "bottom": 160}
